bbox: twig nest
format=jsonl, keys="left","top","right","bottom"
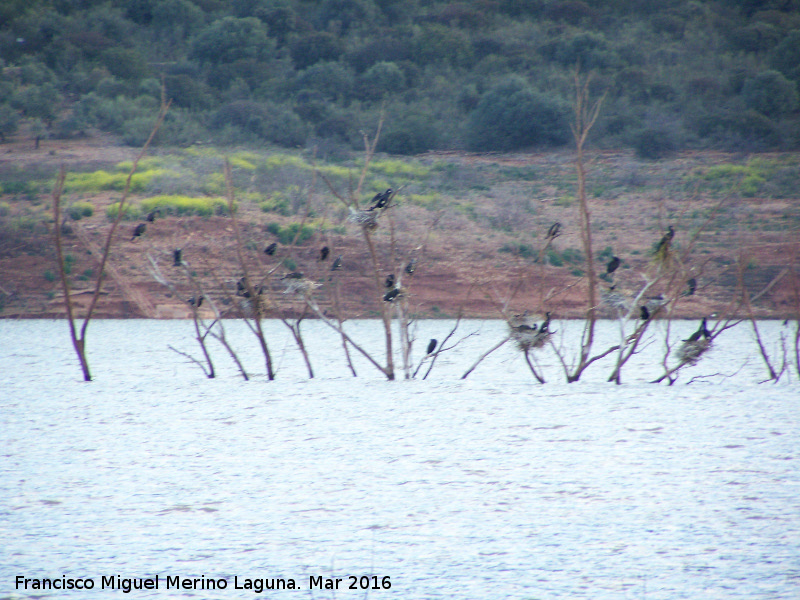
{"left": 645, "top": 295, "right": 668, "bottom": 313}
{"left": 509, "top": 322, "right": 549, "bottom": 352}
{"left": 602, "top": 289, "right": 629, "bottom": 314}
{"left": 676, "top": 338, "right": 712, "bottom": 365}
{"left": 347, "top": 208, "right": 379, "bottom": 230}
{"left": 284, "top": 280, "right": 319, "bottom": 296}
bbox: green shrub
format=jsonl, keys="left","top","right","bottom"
{"left": 266, "top": 221, "right": 315, "bottom": 245}
{"left": 106, "top": 202, "right": 140, "bottom": 221}
{"left": 547, "top": 249, "right": 564, "bottom": 266}
{"left": 43, "top": 270, "right": 56, "bottom": 282}
{"left": 378, "top": 111, "right": 440, "bottom": 155}
{"left": 190, "top": 17, "right": 273, "bottom": 65}
{"left": 0, "top": 201, "right": 9, "bottom": 216}
{"left": 140, "top": 195, "right": 233, "bottom": 217}
{"left": 741, "top": 71, "right": 798, "bottom": 118}
{"left": 68, "top": 201, "right": 94, "bottom": 220}
{"left": 466, "top": 76, "right": 568, "bottom": 151}
{"left": 63, "top": 254, "right": 75, "bottom": 275}
{"left": 632, "top": 127, "right": 677, "bottom": 160}
{"left": 259, "top": 192, "right": 291, "bottom": 215}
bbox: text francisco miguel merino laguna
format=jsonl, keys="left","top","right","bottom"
{"left": 15, "top": 574, "right": 393, "bottom": 593}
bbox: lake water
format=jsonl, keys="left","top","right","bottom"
{"left": 1, "top": 319, "right": 799, "bottom": 599}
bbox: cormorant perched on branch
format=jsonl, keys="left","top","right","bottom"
{"left": 426, "top": 339, "right": 437, "bottom": 355}
{"left": 187, "top": 295, "right": 203, "bottom": 307}
{"left": 368, "top": 188, "right": 392, "bottom": 211}
{"left": 405, "top": 258, "right": 417, "bottom": 275}
{"left": 684, "top": 277, "right": 697, "bottom": 296}
{"left": 319, "top": 246, "right": 329, "bottom": 261}
{"left": 131, "top": 223, "right": 146, "bottom": 241}
{"left": 640, "top": 305, "right": 650, "bottom": 321}
{"left": 331, "top": 255, "right": 343, "bottom": 271}
{"left": 282, "top": 272, "right": 304, "bottom": 280}
{"left": 384, "top": 274, "right": 395, "bottom": 288}
{"left": 264, "top": 242, "right": 277, "bottom": 255}
{"left": 173, "top": 248, "right": 182, "bottom": 267}
{"left": 383, "top": 288, "right": 400, "bottom": 302}
{"left": 145, "top": 209, "right": 160, "bottom": 222}
{"left": 655, "top": 225, "right": 675, "bottom": 253}
{"left": 686, "top": 317, "right": 711, "bottom": 342}
{"left": 539, "top": 311, "right": 552, "bottom": 333}
{"left": 606, "top": 255, "right": 621, "bottom": 274}
{"left": 546, "top": 222, "right": 562, "bottom": 240}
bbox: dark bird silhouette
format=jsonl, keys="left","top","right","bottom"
{"left": 331, "top": 255, "right": 343, "bottom": 271}
{"left": 236, "top": 277, "right": 248, "bottom": 297}
{"left": 655, "top": 225, "right": 675, "bottom": 253}
{"left": 405, "top": 258, "right": 417, "bottom": 275}
{"left": 282, "top": 272, "right": 304, "bottom": 280}
{"left": 546, "top": 222, "right": 562, "bottom": 240}
{"left": 606, "top": 255, "right": 621, "bottom": 274}
{"left": 264, "top": 242, "right": 277, "bottom": 255}
{"left": 539, "top": 311, "right": 552, "bottom": 333}
{"left": 130, "top": 223, "right": 146, "bottom": 241}
{"left": 187, "top": 295, "right": 203, "bottom": 307}
{"left": 173, "top": 248, "right": 182, "bottom": 267}
{"left": 640, "top": 305, "right": 650, "bottom": 321}
{"left": 684, "top": 277, "right": 697, "bottom": 296}
{"left": 383, "top": 288, "right": 400, "bottom": 302}
{"left": 145, "top": 209, "right": 160, "bottom": 222}
{"left": 686, "top": 317, "right": 711, "bottom": 342}
{"left": 384, "top": 273, "right": 395, "bottom": 288}
{"left": 319, "top": 246, "right": 330, "bottom": 261}
{"left": 427, "top": 339, "right": 437, "bottom": 355}
{"left": 368, "top": 188, "right": 392, "bottom": 211}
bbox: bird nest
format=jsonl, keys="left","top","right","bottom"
{"left": 509, "top": 324, "right": 549, "bottom": 351}
{"left": 347, "top": 209, "right": 379, "bottom": 230}
{"left": 283, "top": 280, "right": 319, "bottom": 296}
{"left": 602, "top": 290, "right": 629, "bottom": 314}
{"left": 675, "top": 339, "right": 712, "bottom": 365}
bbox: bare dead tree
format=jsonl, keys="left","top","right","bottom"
{"left": 223, "top": 159, "right": 275, "bottom": 380}
{"left": 549, "top": 68, "right": 607, "bottom": 383}
{"left": 313, "top": 116, "right": 398, "bottom": 380}
{"left": 51, "top": 98, "right": 170, "bottom": 381}
{"left": 148, "top": 253, "right": 249, "bottom": 381}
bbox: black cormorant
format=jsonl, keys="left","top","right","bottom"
{"left": 640, "top": 305, "right": 650, "bottom": 321}
{"left": 539, "top": 311, "right": 552, "bottom": 333}
{"left": 131, "top": 223, "right": 146, "bottom": 241}
{"left": 145, "top": 209, "right": 160, "bottom": 222}
{"left": 405, "top": 258, "right": 417, "bottom": 275}
{"left": 686, "top": 317, "right": 710, "bottom": 342}
{"left": 383, "top": 288, "right": 400, "bottom": 302}
{"left": 173, "top": 248, "right": 182, "bottom": 267}
{"left": 655, "top": 225, "right": 675, "bottom": 253}
{"left": 282, "top": 272, "right": 304, "bottom": 279}
{"left": 685, "top": 277, "right": 697, "bottom": 296}
{"left": 546, "top": 222, "right": 562, "bottom": 240}
{"left": 427, "top": 339, "right": 437, "bottom": 355}
{"left": 187, "top": 295, "right": 203, "bottom": 307}
{"left": 264, "top": 242, "right": 277, "bottom": 255}
{"left": 320, "top": 246, "right": 329, "bottom": 261}
{"left": 331, "top": 255, "right": 343, "bottom": 271}
{"left": 606, "top": 255, "right": 621, "bottom": 274}
{"left": 384, "top": 274, "right": 395, "bottom": 288}
{"left": 368, "top": 188, "right": 392, "bottom": 211}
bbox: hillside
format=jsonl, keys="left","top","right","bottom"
{"left": 1, "top": 133, "right": 797, "bottom": 320}
{"left": 1, "top": 0, "right": 800, "bottom": 157}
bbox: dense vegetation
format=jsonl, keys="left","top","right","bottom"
{"left": 1, "top": 0, "right": 800, "bottom": 156}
